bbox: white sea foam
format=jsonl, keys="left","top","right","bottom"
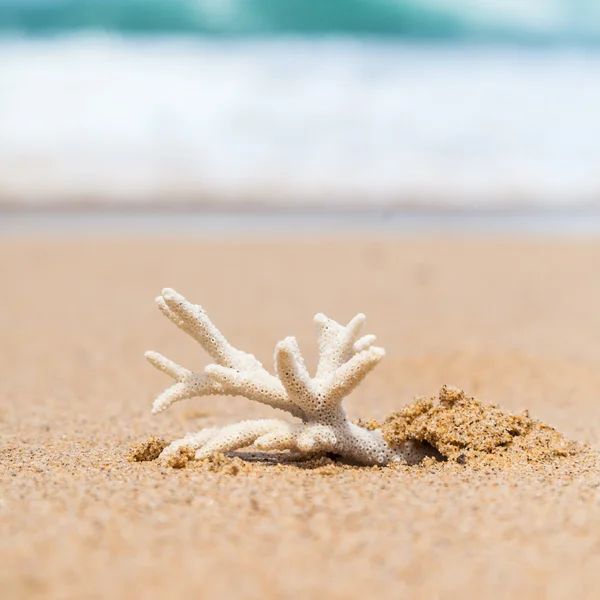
{"left": 0, "top": 36, "right": 599, "bottom": 208}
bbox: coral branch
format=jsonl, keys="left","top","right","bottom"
{"left": 146, "top": 289, "right": 304, "bottom": 418}
{"left": 203, "top": 364, "right": 294, "bottom": 415}
{"left": 195, "top": 420, "right": 295, "bottom": 460}
{"left": 274, "top": 337, "right": 315, "bottom": 410}
{"left": 323, "top": 346, "right": 385, "bottom": 406}
{"left": 145, "top": 351, "right": 220, "bottom": 414}
{"left": 314, "top": 312, "right": 366, "bottom": 377}
{"left": 160, "top": 288, "right": 262, "bottom": 370}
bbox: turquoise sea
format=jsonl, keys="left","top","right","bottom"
{"left": 2, "top": 0, "right": 600, "bottom": 42}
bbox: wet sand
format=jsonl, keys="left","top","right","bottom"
{"left": 2, "top": 237, "right": 600, "bottom": 599}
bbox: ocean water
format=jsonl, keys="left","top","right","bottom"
{"left": 1, "top": 1, "right": 599, "bottom": 209}
{"left": 2, "top": 0, "right": 600, "bottom": 42}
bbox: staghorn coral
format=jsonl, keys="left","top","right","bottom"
{"left": 145, "top": 288, "right": 429, "bottom": 466}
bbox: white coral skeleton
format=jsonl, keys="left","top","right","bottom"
{"left": 145, "top": 289, "right": 423, "bottom": 466}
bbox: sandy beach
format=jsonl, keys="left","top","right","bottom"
{"left": 2, "top": 236, "right": 600, "bottom": 599}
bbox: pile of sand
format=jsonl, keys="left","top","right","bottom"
{"left": 130, "top": 436, "right": 168, "bottom": 462}
{"left": 382, "top": 384, "right": 585, "bottom": 467}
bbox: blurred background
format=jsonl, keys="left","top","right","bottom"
{"left": 0, "top": 0, "right": 599, "bottom": 212}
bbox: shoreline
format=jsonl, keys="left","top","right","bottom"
{"left": 3, "top": 207, "right": 600, "bottom": 236}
